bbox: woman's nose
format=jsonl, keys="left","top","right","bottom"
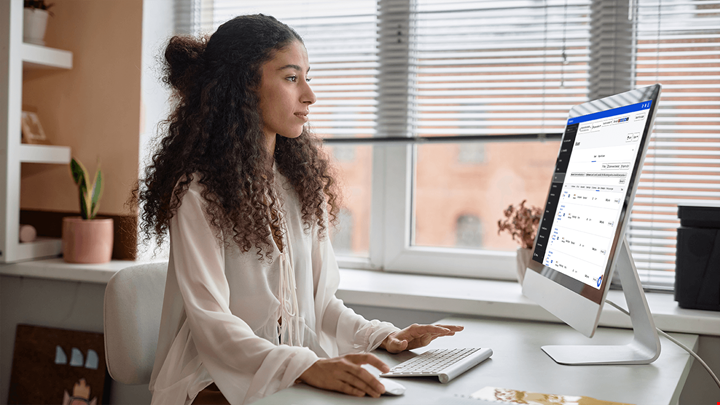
{"left": 302, "top": 81, "right": 316, "bottom": 105}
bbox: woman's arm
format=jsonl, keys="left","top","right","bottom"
{"left": 309, "top": 227, "right": 400, "bottom": 354}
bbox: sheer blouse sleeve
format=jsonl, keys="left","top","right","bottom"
{"left": 311, "top": 225, "right": 400, "bottom": 356}
{"left": 169, "top": 185, "right": 319, "bottom": 404}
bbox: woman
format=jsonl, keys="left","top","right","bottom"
{"left": 133, "top": 14, "right": 462, "bottom": 405}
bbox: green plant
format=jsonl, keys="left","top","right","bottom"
{"left": 70, "top": 158, "right": 104, "bottom": 220}
{"left": 497, "top": 199, "right": 542, "bottom": 249}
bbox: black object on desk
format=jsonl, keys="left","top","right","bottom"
{"left": 675, "top": 205, "right": 720, "bottom": 311}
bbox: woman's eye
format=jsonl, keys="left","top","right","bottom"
{"left": 306, "top": 77, "right": 312, "bottom": 82}
{"left": 286, "top": 76, "right": 297, "bottom": 82}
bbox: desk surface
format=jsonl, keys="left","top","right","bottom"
{"left": 255, "top": 316, "right": 697, "bottom": 405}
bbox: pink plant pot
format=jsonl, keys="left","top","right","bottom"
{"left": 62, "top": 217, "right": 114, "bottom": 264}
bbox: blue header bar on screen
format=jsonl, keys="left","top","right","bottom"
{"left": 567, "top": 101, "right": 653, "bottom": 125}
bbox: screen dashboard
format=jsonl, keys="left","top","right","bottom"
{"left": 531, "top": 100, "right": 653, "bottom": 291}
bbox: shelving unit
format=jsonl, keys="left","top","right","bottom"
{"left": 1, "top": 0, "right": 73, "bottom": 262}
{"left": 21, "top": 42, "right": 73, "bottom": 70}
{"left": 19, "top": 144, "right": 71, "bottom": 164}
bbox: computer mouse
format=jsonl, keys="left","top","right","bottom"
{"left": 378, "top": 377, "right": 405, "bottom": 396}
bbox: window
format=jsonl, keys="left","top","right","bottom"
{"left": 457, "top": 143, "right": 486, "bottom": 164}
{"left": 178, "top": 0, "right": 719, "bottom": 287}
{"left": 331, "top": 208, "right": 354, "bottom": 254}
{"left": 627, "top": 0, "right": 720, "bottom": 289}
{"left": 455, "top": 215, "right": 483, "bottom": 248}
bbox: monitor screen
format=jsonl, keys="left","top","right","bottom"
{"left": 534, "top": 100, "right": 652, "bottom": 290}
{"left": 524, "top": 84, "right": 661, "bottom": 338}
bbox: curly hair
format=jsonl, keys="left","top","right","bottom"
{"left": 130, "top": 14, "right": 340, "bottom": 258}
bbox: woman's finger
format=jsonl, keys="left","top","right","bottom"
{"left": 434, "top": 324, "right": 464, "bottom": 332}
{"left": 340, "top": 368, "right": 384, "bottom": 397}
{"left": 406, "top": 330, "right": 456, "bottom": 350}
{"left": 405, "top": 324, "right": 452, "bottom": 337}
{"left": 346, "top": 353, "right": 390, "bottom": 373}
{"left": 386, "top": 337, "right": 408, "bottom": 353}
{"left": 334, "top": 380, "right": 367, "bottom": 397}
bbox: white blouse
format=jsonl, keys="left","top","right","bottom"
{"left": 149, "top": 168, "right": 399, "bottom": 405}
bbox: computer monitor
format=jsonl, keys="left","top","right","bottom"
{"left": 522, "top": 84, "right": 663, "bottom": 365}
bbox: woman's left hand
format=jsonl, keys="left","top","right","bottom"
{"left": 380, "top": 324, "right": 464, "bottom": 354}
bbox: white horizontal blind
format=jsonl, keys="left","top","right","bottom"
{"left": 176, "top": 0, "right": 379, "bottom": 139}
{"left": 408, "top": 0, "right": 592, "bottom": 136}
{"left": 628, "top": 0, "right": 720, "bottom": 289}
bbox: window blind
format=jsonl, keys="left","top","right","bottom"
{"left": 178, "top": 0, "right": 591, "bottom": 139}
{"left": 408, "top": 0, "right": 592, "bottom": 137}
{"left": 627, "top": 0, "right": 720, "bottom": 289}
{"left": 175, "top": 0, "right": 380, "bottom": 139}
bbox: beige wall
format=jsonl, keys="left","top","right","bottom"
{"left": 21, "top": 0, "right": 143, "bottom": 216}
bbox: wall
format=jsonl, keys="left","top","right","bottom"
{"left": 20, "top": 0, "right": 143, "bottom": 217}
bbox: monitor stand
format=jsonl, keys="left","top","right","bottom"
{"left": 541, "top": 238, "right": 661, "bottom": 365}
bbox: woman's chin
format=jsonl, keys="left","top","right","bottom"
{"left": 278, "top": 130, "right": 304, "bottom": 139}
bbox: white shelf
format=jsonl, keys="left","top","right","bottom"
{"left": 0, "top": 257, "right": 144, "bottom": 284}
{"left": 19, "top": 144, "right": 71, "bottom": 164}
{"left": 14, "top": 237, "right": 63, "bottom": 261}
{"left": 21, "top": 43, "right": 72, "bottom": 70}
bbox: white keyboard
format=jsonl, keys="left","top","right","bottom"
{"left": 380, "top": 347, "right": 493, "bottom": 384}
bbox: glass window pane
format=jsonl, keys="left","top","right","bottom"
{"left": 413, "top": 141, "right": 560, "bottom": 250}
{"left": 327, "top": 144, "right": 372, "bottom": 257}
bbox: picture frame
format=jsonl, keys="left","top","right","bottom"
{"left": 7, "top": 324, "right": 110, "bottom": 405}
{"left": 21, "top": 110, "right": 50, "bottom": 144}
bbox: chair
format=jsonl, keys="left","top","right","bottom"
{"left": 104, "top": 262, "right": 168, "bottom": 384}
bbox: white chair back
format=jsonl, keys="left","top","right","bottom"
{"left": 104, "top": 262, "right": 167, "bottom": 384}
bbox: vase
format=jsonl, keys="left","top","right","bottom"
{"left": 23, "top": 8, "right": 49, "bottom": 46}
{"left": 516, "top": 247, "right": 533, "bottom": 284}
{"left": 62, "top": 217, "right": 114, "bottom": 264}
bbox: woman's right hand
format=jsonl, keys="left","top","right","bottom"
{"left": 298, "top": 353, "right": 390, "bottom": 398}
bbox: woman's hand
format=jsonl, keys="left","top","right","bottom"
{"left": 380, "top": 324, "right": 464, "bottom": 353}
{"left": 298, "top": 353, "right": 390, "bottom": 398}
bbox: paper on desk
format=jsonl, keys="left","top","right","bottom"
{"left": 469, "top": 387, "right": 633, "bottom": 405}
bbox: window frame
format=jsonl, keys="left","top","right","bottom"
{"left": 335, "top": 0, "right": 720, "bottom": 289}
{"left": 380, "top": 143, "right": 516, "bottom": 279}
{"left": 332, "top": 140, "right": 518, "bottom": 280}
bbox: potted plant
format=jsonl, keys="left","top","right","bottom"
{"left": 23, "top": 0, "right": 53, "bottom": 46}
{"left": 497, "top": 200, "right": 541, "bottom": 283}
{"left": 62, "top": 158, "right": 113, "bottom": 264}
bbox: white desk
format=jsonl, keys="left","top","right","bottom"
{"left": 255, "top": 316, "right": 698, "bottom": 405}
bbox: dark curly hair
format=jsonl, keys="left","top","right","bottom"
{"left": 130, "top": 14, "right": 340, "bottom": 258}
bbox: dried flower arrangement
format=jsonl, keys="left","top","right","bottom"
{"left": 497, "top": 200, "right": 542, "bottom": 249}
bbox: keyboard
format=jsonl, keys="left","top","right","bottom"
{"left": 380, "top": 347, "right": 493, "bottom": 384}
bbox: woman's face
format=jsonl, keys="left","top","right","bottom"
{"left": 257, "top": 40, "right": 316, "bottom": 144}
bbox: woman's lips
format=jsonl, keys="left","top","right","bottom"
{"left": 294, "top": 112, "right": 309, "bottom": 122}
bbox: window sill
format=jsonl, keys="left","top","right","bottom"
{"left": 1, "top": 259, "right": 716, "bottom": 337}
{"left": 337, "top": 268, "right": 720, "bottom": 337}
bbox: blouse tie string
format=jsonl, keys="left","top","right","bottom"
{"left": 278, "top": 252, "right": 301, "bottom": 346}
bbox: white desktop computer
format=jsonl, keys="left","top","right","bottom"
{"left": 522, "top": 84, "right": 663, "bottom": 365}
{"left": 382, "top": 85, "right": 664, "bottom": 384}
